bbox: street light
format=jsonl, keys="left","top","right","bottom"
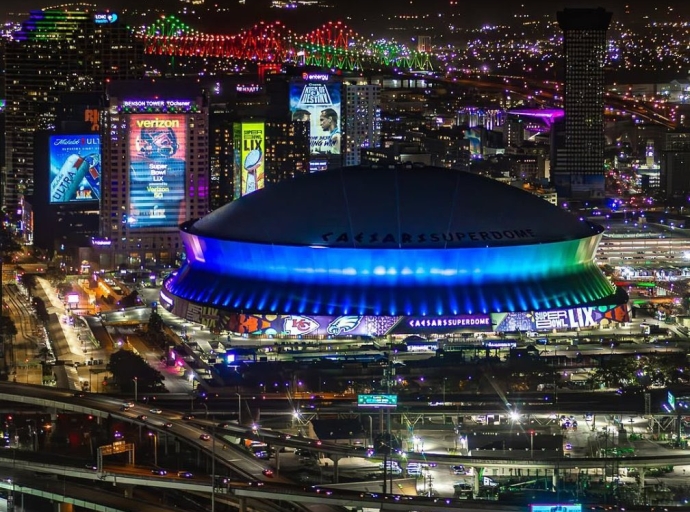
{"left": 148, "top": 432, "right": 158, "bottom": 467}
{"left": 235, "top": 393, "right": 242, "bottom": 425}
{"left": 133, "top": 377, "right": 138, "bottom": 403}
{"left": 529, "top": 430, "right": 534, "bottom": 459}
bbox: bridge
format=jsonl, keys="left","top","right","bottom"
{"left": 138, "top": 16, "right": 433, "bottom": 71}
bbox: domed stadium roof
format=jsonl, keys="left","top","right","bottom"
{"left": 189, "top": 166, "right": 602, "bottom": 249}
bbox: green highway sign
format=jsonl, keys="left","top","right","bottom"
{"left": 357, "top": 394, "right": 398, "bottom": 408}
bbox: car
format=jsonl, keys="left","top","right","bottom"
{"left": 73, "top": 392, "right": 85, "bottom": 398}
{"left": 262, "top": 468, "right": 274, "bottom": 477}
{"left": 182, "top": 414, "right": 195, "bottom": 420}
{"left": 137, "top": 415, "right": 148, "bottom": 421}
{"left": 149, "top": 408, "right": 162, "bottom": 414}
{"left": 151, "top": 469, "right": 168, "bottom": 476}
{"left": 122, "top": 401, "right": 134, "bottom": 409}
{"left": 163, "top": 422, "right": 173, "bottom": 429}
{"left": 565, "top": 443, "right": 573, "bottom": 451}
{"left": 199, "top": 434, "right": 211, "bottom": 441}
{"left": 177, "top": 471, "right": 193, "bottom": 478}
{"left": 85, "top": 463, "right": 98, "bottom": 471}
{"left": 218, "top": 422, "right": 230, "bottom": 429}
{"left": 451, "top": 464, "right": 466, "bottom": 475}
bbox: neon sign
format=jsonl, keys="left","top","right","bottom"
{"left": 94, "top": 13, "right": 118, "bottom": 24}
{"left": 301, "top": 72, "right": 330, "bottom": 81}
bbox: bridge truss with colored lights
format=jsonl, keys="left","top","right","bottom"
{"left": 138, "top": 16, "right": 433, "bottom": 71}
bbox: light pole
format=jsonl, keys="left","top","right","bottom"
{"left": 148, "top": 432, "right": 158, "bottom": 467}
{"left": 235, "top": 393, "right": 242, "bottom": 425}
{"left": 133, "top": 377, "right": 138, "bottom": 403}
{"left": 530, "top": 430, "right": 534, "bottom": 459}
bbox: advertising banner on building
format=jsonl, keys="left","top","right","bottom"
{"left": 48, "top": 134, "right": 101, "bottom": 204}
{"left": 238, "top": 122, "right": 265, "bottom": 196}
{"left": 289, "top": 76, "right": 342, "bottom": 170}
{"left": 128, "top": 114, "right": 186, "bottom": 228}
{"left": 492, "top": 304, "right": 630, "bottom": 332}
{"left": 232, "top": 123, "right": 242, "bottom": 200}
{"left": 389, "top": 315, "right": 493, "bottom": 334}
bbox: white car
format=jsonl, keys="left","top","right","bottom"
{"left": 150, "top": 408, "right": 163, "bottom": 414}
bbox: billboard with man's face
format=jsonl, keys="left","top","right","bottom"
{"left": 128, "top": 114, "right": 187, "bottom": 228}
{"left": 49, "top": 134, "right": 101, "bottom": 204}
{"left": 289, "top": 76, "right": 342, "bottom": 168}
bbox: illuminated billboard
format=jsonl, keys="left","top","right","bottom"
{"left": 128, "top": 114, "right": 187, "bottom": 228}
{"left": 165, "top": 301, "right": 493, "bottom": 337}
{"left": 531, "top": 505, "right": 581, "bottom": 512}
{"left": 289, "top": 78, "right": 341, "bottom": 169}
{"left": 492, "top": 304, "right": 630, "bottom": 332}
{"left": 236, "top": 122, "right": 265, "bottom": 197}
{"left": 358, "top": 395, "right": 398, "bottom": 408}
{"left": 49, "top": 134, "right": 101, "bottom": 204}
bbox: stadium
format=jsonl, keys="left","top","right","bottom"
{"left": 161, "top": 166, "right": 628, "bottom": 338}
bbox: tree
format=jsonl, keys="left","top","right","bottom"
{"left": 37, "top": 346, "right": 51, "bottom": 363}
{"left": 148, "top": 311, "right": 164, "bottom": 334}
{"left": 0, "top": 316, "right": 18, "bottom": 341}
{"left": 107, "top": 349, "right": 163, "bottom": 392}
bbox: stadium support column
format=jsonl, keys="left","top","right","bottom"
{"left": 552, "top": 468, "right": 558, "bottom": 491}
{"left": 332, "top": 454, "right": 341, "bottom": 483}
{"left": 473, "top": 468, "right": 480, "bottom": 495}
{"left": 638, "top": 468, "right": 645, "bottom": 501}
{"left": 239, "top": 497, "right": 247, "bottom": 512}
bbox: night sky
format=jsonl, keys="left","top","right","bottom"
{"left": 2, "top": 0, "right": 690, "bottom": 27}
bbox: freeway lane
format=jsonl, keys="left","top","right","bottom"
{"left": 0, "top": 468, "right": 181, "bottom": 512}
{"left": 0, "top": 383, "right": 342, "bottom": 512}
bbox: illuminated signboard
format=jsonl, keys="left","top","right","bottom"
{"left": 236, "top": 84, "right": 262, "bottom": 94}
{"left": 358, "top": 395, "right": 398, "bottom": 408}
{"left": 237, "top": 122, "right": 265, "bottom": 196}
{"left": 531, "top": 505, "right": 581, "bottom": 512}
{"left": 668, "top": 391, "right": 676, "bottom": 411}
{"left": 392, "top": 315, "right": 492, "bottom": 333}
{"left": 289, "top": 79, "right": 342, "bottom": 169}
{"left": 128, "top": 114, "right": 187, "bottom": 228}
{"left": 120, "top": 100, "right": 194, "bottom": 111}
{"left": 91, "top": 238, "right": 112, "bottom": 246}
{"left": 170, "top": 309, "right": 490, "bottom": 337}
{"left": 232, "top": 123, "right": 242, "bottom": 200}
{"left": 49, "top": 134, "right": 101, "bottom": 204}
{"left": 492, "top": 304, "right": 630, "bottom": 333}
{"left": 93, "top": 12, "right": 118, "bottom": 24}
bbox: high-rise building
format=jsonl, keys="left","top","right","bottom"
{"left": 660, "top": 130, "right": 690, "bottom": 199}
{"left": 554, "top": 7, "right": 612, "bottom": 199}
{"left": 2, "top": 9, "right": 144, "bottom": 226}
{"left": 343, "top": 80, "right": 381, "bottom": 167}
{"left": 98, "top": 81, "right": 209, "bottom": 268}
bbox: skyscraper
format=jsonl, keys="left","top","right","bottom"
{"left": 2, "top": 9, "right": 144, "bottom": 226}
{"left": 554, "top": 7, "right": 612, "bottom": 199}
{"left": 98, "top": 81, "right": 209, "bottom": 268}
{"left": 343, "top": 80, "right": 381, "bottom": 167}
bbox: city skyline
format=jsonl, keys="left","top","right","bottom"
{"left": 3, "top": 0, "right": 690, "bottom": 25}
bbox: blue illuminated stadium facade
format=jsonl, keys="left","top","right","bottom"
{"left": 162, "top": 166, "right": 627, "bottom": 337}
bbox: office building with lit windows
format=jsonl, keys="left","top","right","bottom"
{"left": 97, "top": 81, "right": 209, "bottom": 268}
{"left": 2, "top": 9, "right": 144, "bottom": 227}
{"left": 554, "top": 7, "right": 612, "bottom": 200}
{"left": 343, "top": 80, "right": 381, "bottom": 167}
